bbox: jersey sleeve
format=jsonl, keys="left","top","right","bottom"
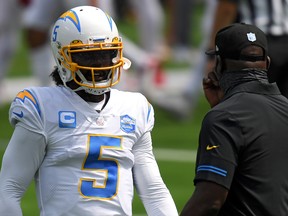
{"left": 194, "top": 110, "right": 243, "bottom": 190}
{"left": 137, "top": 92, "right": 155, "bottom": 133}
{"left": 132, "top": 132, "right": 178, "bottom": 216}
{"left": 144, "top": 100, "right": 155, "bottom": 132}
{"left": 9, "top": 88, "right": 45, "bottom": 135}
{"left": 0, "top": 126, "right": 46, "bottom": 216}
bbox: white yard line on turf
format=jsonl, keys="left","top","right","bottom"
{"left": 0, "top": 140, "right": 196, "bottom": 163}
{"left": 153, "top": 148, "right": 196, "bottom": 163}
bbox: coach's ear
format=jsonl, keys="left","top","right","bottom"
{"left": 266, "top": 56, "right": 271, "bottom": 69}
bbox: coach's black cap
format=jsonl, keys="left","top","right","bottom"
{"left": 206, "top": 23, "right": 268, "bottom": 61}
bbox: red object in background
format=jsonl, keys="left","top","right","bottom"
{"left": 19, "top": 0, "right": 32, "bottom": 7}
{"left": 154, "top": 63, "right": 166, "bottom": 87}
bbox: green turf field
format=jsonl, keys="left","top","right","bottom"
{"left": 0, "top": 3, "right": 210, "bottom": 215}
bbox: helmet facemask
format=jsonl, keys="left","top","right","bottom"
{"left": 60, "top": 41, "right": 125, "bottom": 95}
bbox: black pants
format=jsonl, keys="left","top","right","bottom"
{"left": 267, "top": 35, "right": 288, "bottom": 98}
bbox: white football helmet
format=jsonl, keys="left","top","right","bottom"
{"left": 51, "top": 6, "right": 131, "bottom": 95}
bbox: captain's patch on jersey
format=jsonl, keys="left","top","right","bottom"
{"left": 59, "top": 111, "right": 76, "bottom": 128}
{"left": 120, "top": 115, "right": 136, "bottom": 133}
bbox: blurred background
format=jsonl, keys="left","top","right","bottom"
{"left": 0, "top": 0, "right": 213, "bottom": 215}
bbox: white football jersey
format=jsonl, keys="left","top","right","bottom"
{"left": 9, "top": 86, "right": 155, "bottom": 216}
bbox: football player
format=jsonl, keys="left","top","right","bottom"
{"left": 0, "top": 6, "right": 178, "bottom": 216}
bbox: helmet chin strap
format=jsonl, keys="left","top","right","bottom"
{"left": 83, "top": 86, "right": 111, "bottom": 95}
{"left": 62, "top": 68, "right": 111, "bottom": 95}
{"left": 62, "top": 76, "right": 110, "bottom": 95}
{"left": 67, "top": 84, "right": 110, "bottom": 95}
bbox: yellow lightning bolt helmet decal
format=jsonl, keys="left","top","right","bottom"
{"left": 59, "top": 10, "right": 81, "bottom": 32}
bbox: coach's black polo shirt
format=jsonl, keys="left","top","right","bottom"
{"left": 194, "top": 80, "right": 288, "bottom": 215}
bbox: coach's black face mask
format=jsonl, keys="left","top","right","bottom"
{"left": 219, "top": 69, "right": 269, "bottom": 94}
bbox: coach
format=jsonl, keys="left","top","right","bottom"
{"left": 181, "top": 23, "right": 288, "bottom": 215}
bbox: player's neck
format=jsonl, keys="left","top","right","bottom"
{"left": 66, "top": 81, "right": 107, "bottom": 103}
{"left": 76, "top": 90, "right": 106, "bottom": 103}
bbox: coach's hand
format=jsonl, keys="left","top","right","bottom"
{"left": 203, "top": 72, "right": 224, "bottom": 108}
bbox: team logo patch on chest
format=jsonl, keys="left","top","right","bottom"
{"left": 120, "top": 115, "right": 136, "bottom": 133}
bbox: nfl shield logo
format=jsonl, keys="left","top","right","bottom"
{"left": 247, "top": 32, "right": 256, "bottom": 42}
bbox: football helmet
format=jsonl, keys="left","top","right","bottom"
{"left": 51, "top": 6, "right": 131, "bottom": 95}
